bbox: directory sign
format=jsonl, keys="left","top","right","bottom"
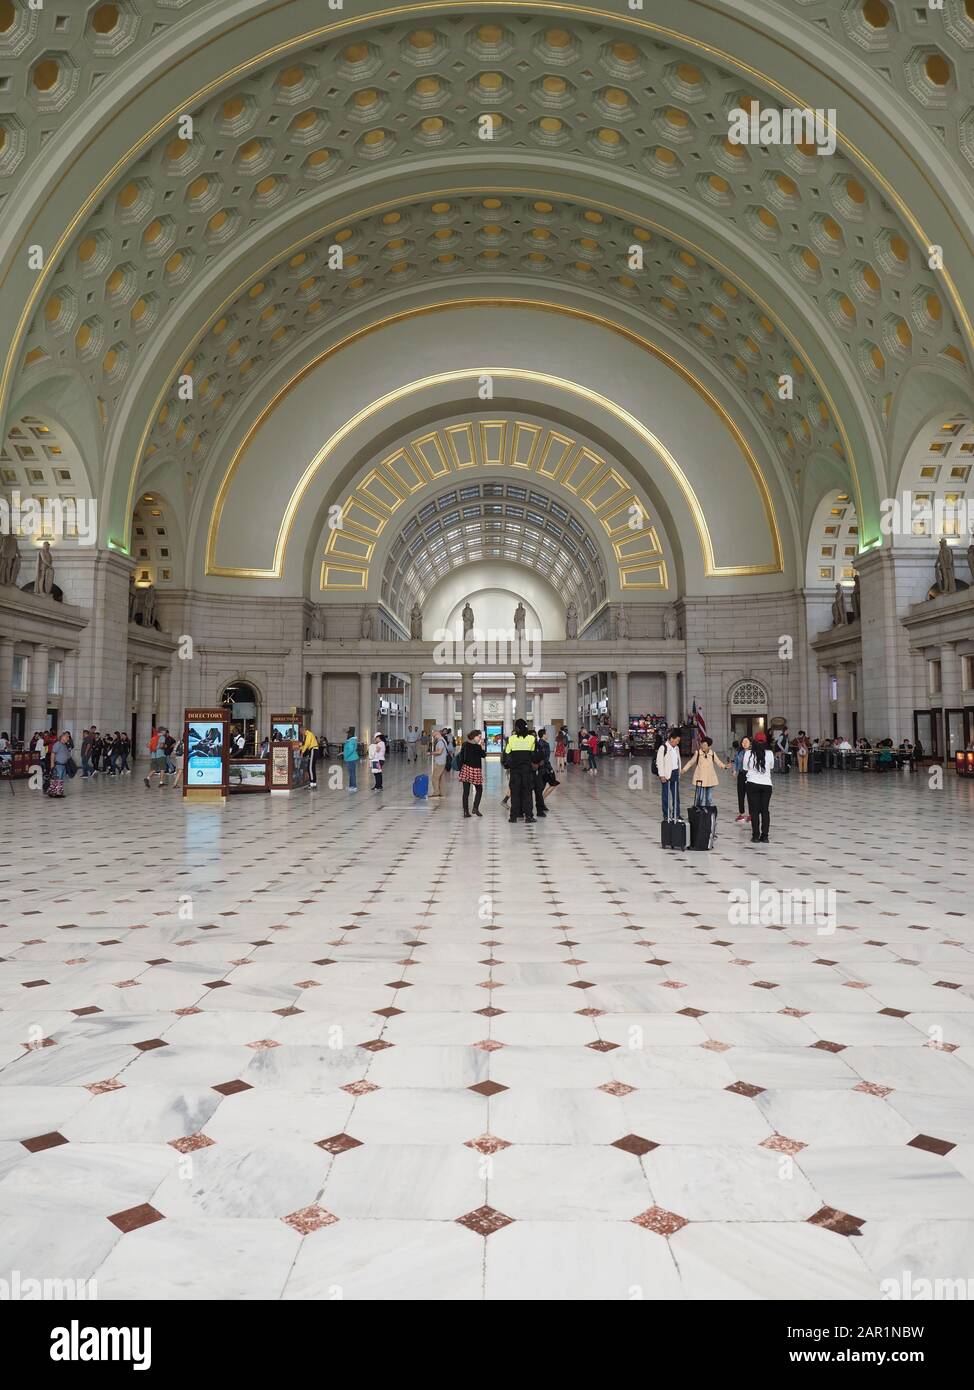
{"left": 182, "top": 708, "right": 228, "bottom": 799}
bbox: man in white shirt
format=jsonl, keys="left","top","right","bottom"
{"left": 406, "top": 725, "right": 421, "bottom": 762}
{"left": 655, "top": 728, "right": 683, "bottom": 821}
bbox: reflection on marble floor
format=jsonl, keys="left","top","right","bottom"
{"left": 1, "top": 758, "right": 973, "bottom": 1300}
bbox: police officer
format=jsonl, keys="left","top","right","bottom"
{"left": 504, "top": 718, "right": 537, "bottom": 824}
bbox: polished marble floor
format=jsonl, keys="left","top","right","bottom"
{"left": 1, "top": 756, "right": 973, "bottom": 1300}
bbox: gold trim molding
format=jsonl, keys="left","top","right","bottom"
{"left": 322, "top": 419, "right": 669, "bottom": 595}
{"left": 1, "top": 0, "right": 969, "bottom": 495}
{"left": 205, "top": 321, "right": 785, "bottom": 580}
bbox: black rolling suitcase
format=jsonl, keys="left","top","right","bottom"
{"left": 687, "top": 803, "right": 717, "bottom": 850}
{"left": 661, "top": 792, "right": 687, "bottom": 850}
{"left": 810, "top": 750, "right": 823, "bottom": 773}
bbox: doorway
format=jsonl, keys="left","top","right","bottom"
{"left": 731, "top": 713, "right": 766, "bottom": 742}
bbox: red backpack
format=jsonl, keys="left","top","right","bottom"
{"left": 148, "top": 730, "right": 160, "bottom": 753}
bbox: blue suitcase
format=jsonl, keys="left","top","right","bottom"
{"left": 412, "top": 773, "right": 429, "bottom": 798}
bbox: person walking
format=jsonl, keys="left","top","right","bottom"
{"left": 681, "top": 736, "right": 727, "bottom": 807}
{"left": 586, "top": 729, "right": 599, "bottom": 775}
{"left": 47, "top": 731, "right": 73, "bottom": 799}
{"left": 655, "top": 727, "right": 682, "bottom": 831}
{"left": 342, "top": 726, "right": 359, "bottom": 791}
{"left": 144, "top": 726, "right": 169, "bottom": 788}
{"left": 458, "top": 729, "right": 486, "bottom": 817}
{"left": 743, "top": 732, "right": 774, "bottom": 843}
{"left": 554, "top": 726, "right": 568, "bottom": 773}
{"left": 406, "top": 725, "right": 421, "bottom": 763}
{"left": 430, "top": 727, "right": 449, "bottom": 798}
{"left": 300, "top": 725, "right": 320, "bottom": 788}
{"left": 503, "top": 718, "right": 537, "bottom": 824}
{"left": 80, "top": 727, "right": 95, "bottom": 778}
{"left": 533, "top": 726, "right": 558, "bottom": 816}
{"left": 732, "top": 736, "right": 751, "bottom": 823}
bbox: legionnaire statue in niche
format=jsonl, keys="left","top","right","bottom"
{"left": 565, "top": 600, "right": 578, "bottom": 639}
{"left": 831, "top": 583, "right": 847, "bottom": 627}
{"left": 0, "top": 533, "right": 21, "bottom": 588}
{"left": 35, "top": 540, "right": 54, "bottom": 595}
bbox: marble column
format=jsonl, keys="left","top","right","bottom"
{"left": 940, "top": 642, "right": 962, "bottom": 755}
{"left": 158, "top": 662, "right": 172, "bottom": 732}
{"left": 514, "top": 668, "right": 527, "bottom": 723}
{"left": 563, "top": 669, "right": 577, "bottom": 731}
{"left": 503, "top": 688, "right": 513, "bottom": 732}
{"left": 310, "top": 666, "right": 323, "bottom": 735}
{"left": 135, "top": 661, "right": 154, "bottom": 758}
{"left": 0, "top": 636, "right": 13, "bottom": 734}
{"left": 534, "top": 691, "right": 544, "bottom": 730}
{"left": 474, "top": 688, "right": 483, "bottom": 730}
{"left": 27, "top": 643, "right": 49, "bottom": 734}
{"left": 818, "top": 665, "right": 833, "bottom": 740}
{"left": 665, "top": 668, "right": 679, "bottom": 727}
{"left": 836, "top": 664, "right": 852, "bottom": 742}
{"left": 615, "top": 670, "right": 630, "bottom": 734}
{"left": 461, "top": 668, "right": 474, "bottom": 733}
{"left": 358, "top": 670, "right": 372, "bottom": 744}
{"left": 410, "top": 670, "right": 424, "bottom": 728}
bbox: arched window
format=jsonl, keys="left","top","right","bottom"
{"left": 729, "top": 680, "right": 769, "bottom": 713}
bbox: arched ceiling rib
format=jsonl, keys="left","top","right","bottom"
{"left": 18, "top": 11, "right": 965, "bottom": 440}
{"left": 379, "top": 478, "right": 611, "bottom": 623}
{"left": 3, "top": 1, "right": 973, "bottom": 568}
{"left": 137, "top": 190, "right": 854, "bottom": 486}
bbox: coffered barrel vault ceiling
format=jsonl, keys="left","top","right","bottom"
{"left": 2, "top": 0, "right": 972, "bottom": 586}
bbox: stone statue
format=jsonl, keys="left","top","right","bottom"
{"left": 410, "top": 601, "right": 422, "bottom": 640}
{"left": 934, "top": 536, "right": 956, "bottom": 594}
{"left": 310, "top": 605, "right": 325, "bottom": 641}
{"left": 615, "top": 604, "right": 629, "bottom": 640}
{"left": 128, "top": 574, "right": 139, "bottom": 622}
{"left": 36, "top": 540, "right": 54, "bottom": 596}
{"left": 461, "top": 601, "right": 474, "bottom": 636}
{"left": 140, "top": 583, "right": 156, "bottom": 629}
{"left": 831, "top": 583, "right": 846, "bottom": 627}
{"left": 664, "top": 605, "right": 678, "bottom": 641}
{"left": 0, "top": 533, "right": 21, "bottom": 588}
{"left": 565, "top": 600, "right": 578, "bottom": 640}
{"left": 850, "top": 572, "right": 861, "bottom": 623}
{"left": 360, "top": 607, "right": 374, "bottom": 641}
{"left": 513, "top": 602, "right": 526, "bottom": 634}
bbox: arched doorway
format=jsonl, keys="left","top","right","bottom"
{"left": 729, "top": 679, "right": 769, "bottom": 742}
{"left": 221, "top": 679, "right": 260, "bottom": 755}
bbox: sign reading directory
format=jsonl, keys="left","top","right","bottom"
{"left": 182, "top": 708, "right": 228, "bottom": 803}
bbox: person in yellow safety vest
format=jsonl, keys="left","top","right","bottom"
{"left": 299, "top": 727, "right": 320, "bottom": 788}
{"left": 503, "top": 718, "right": 538, "bottom": 824}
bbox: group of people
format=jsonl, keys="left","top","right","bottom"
{"left": 656, "top": 728, "right": 775, "bottom": 843}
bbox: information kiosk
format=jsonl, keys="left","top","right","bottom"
{"left": 182, "top": 708, "right": 228, "bottom": 803}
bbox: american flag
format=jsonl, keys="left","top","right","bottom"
{"left": 692, "top": 700, "right": 707, "bottom": 743}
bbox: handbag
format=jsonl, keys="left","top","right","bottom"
{"left": 65, "top": 756, "right": 78, "bottom": 778}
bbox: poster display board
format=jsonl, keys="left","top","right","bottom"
{"left": 484, "top": 722, "right": 504, "bottom": 755}
{"left": 228, "top": 759, "right": 269, "bottom": 792}
{"left": 182, "top": 708, "right": 228, "bottom": 802}
{"left": 269, "top": 713, "right": 307, "bottom": 792}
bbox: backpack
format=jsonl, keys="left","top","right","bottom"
{"left": 148, "top": 731, "right": 160, "bottom": 753}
